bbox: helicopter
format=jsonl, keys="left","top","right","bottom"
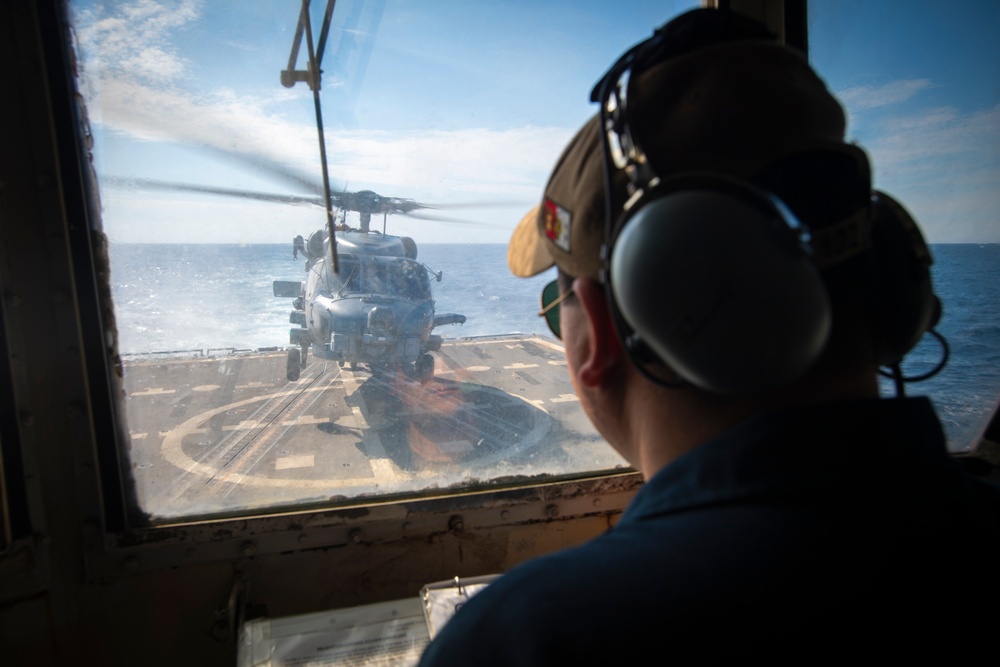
{"left": 109, "top": 175, "right": 474, "bottom": 382}
{"left": 274, "top": 1, "right": 472, "bottom": 383}
{"left": 106, "top": 0, "right": 476, "bottom": 384}
{"left": 274, "top": 191, "right": 467, "bottom": 383}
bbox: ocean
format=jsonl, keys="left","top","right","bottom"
{"left": 108, "top": 243, "right": 1000, "bottom": 452}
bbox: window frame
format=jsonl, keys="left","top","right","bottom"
{"left": 6, "top": 0, "right": 997, "bottom": 591}
{"left": 0, "top": 0, "right": 647, "bottom": 585}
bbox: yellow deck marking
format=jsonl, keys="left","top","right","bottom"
{"left": 551, "top": 394, "right": 580, "bottom": 403}
{"left": 223, "top": 420, "right": 261, "bottom": 431}
{"left": 236, "top": 381, "right": 273, "bottom": 389}
{"left": 160, "top": 386, "right": 379, "bottom": 489}
{"left": 448, "top": 336, "right": 562, "bottom": 351}
{"left": 281, "top": 415, "right": 328, "bottom": 426}
{"left": 275, "top": 454, "right": 315, "bottom": 470}
{"left": 132, "top": 388, "right": 176, "bottom": 396}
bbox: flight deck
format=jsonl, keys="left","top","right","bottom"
{"left": 121, "top": 335, "right": 619, "bottom": 519}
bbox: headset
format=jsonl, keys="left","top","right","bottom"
{"left": 590, "top": 9, "right": 943, "bottom": 396}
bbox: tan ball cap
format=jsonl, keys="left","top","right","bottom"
{"left": 507, "top": 40, "right": 848, "bottom": 281}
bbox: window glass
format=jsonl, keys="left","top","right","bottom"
{"left": 69, "top": 0, "right": 700, "bottom": 521}
{"left": 810, "top": 1, "right": 1000, "bottom": 451}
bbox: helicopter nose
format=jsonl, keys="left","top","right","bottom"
{"left": 368, "top": 306, "right": 396, "bottom": 333}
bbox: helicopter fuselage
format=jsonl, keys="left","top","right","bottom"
{"left": 277, "top": 229, "right": 464, "bottom": 379}
{"left": 307, "top": 253, "right": 438, "bottom": 365}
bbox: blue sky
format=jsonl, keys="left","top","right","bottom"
{"left": 72, "top": 0, "right": 999, "bottom": 244}
{"left": 810, "top": 0, "right": 1000, "bottom": 243}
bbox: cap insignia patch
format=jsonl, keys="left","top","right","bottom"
{"left": 543, "top": 199, "right": 572, "bottom": 253}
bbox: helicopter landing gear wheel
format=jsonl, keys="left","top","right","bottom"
{"left": 416, "top": 354, "right": 435, "bottom": 383}
{"left": 286, "top": 348, "right": 301, "bottom": 381}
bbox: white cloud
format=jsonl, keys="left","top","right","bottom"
{"left": 866, "top": 104, "right": 999, "bottom": 176}
{"left": 93, "top": 75, "right": 320, "bottom": 175}
{"left": 836, "top": 79, "right": 932, "bottom": 110}
{"left": 825, "top": 75, "right": 1000, "bottom": 242}
{"left": 74, "top": 0, "right": 566, "bottom": 243}
{"left": 90, "top": 71, "right": 563, "bottom": 202}
{"left": 95, "top": 119, "right": 562, "bottom": 243}
{"left": 325, "top": 126, "right": 569, "bottom": 196}
{"left": 77, "top": 0, "right": 200, "bottom": 85}
{"left": 863, "top": 104, "right": 1000, "bottom": 243}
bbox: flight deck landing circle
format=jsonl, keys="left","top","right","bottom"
{"left": 124, "top": 337, "right": 601, "bottom": 516}
{"left": 159, "top": 373, "right": 552, "bottom": 490}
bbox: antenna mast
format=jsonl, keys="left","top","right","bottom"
{"left": 282, "top": 0, "right": 340, "bottom": 273}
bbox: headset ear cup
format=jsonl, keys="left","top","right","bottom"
{"left": 608, "top": 179, "right": 831, "bottom": 395}
{"left": 869, "top": 191, "right": 939, "bottom": 367}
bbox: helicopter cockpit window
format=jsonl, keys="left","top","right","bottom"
{"left": 363, "top": 260, "right": 431, "bottom": 301}
{"left": 69, "top": 0, "right": 703, "bottom": 522}
{"left": 333, "top": 258, "right": 431, "bottom": 300}
{"left": 332, "top": 260, "right": 360, "bottom": 294}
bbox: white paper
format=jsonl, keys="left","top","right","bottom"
{"left": 239, "top": 598, "right": 429, "bottom": 667}
{"left": 420, "top": 574, "right": 500, "bottom": 639}
{"left": 238, "top": 575, "right": 500, "bottom": 666}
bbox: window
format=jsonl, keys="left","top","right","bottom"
{"left": 68, "top": 0, "right": 700, "bottom": 523}
{"left": 69, "top": 0, "right": 999, "bottom": 528}
{"left": 810, "top": 0, "right": 1000, "bottom": 452}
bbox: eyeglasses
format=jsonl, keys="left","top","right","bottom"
{"left": 538, "top": 279, "right": 574, "bottom": 339}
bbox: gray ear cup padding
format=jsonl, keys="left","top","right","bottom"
{"left": 609, "top": 181, "right": 831, "bottom": 395}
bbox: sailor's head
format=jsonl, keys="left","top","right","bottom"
{"left": 507, "top": 8, "right": 929, "bottom": 396}
{"left": 509, "top": 8, "right": 861, "bottom": 283}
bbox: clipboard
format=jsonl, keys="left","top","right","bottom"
{"left": 238, "top": 574, "right": 501, "bottom": 666}
{"left": 420, "top": 574, "right": 500, "bottom": 639}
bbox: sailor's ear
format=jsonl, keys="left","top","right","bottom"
{"left": 574, "top": 277, "right": 624, "bottom": 388}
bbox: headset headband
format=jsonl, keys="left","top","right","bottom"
{"left": 591, "top": 10, "right": 779, "bottom": 249}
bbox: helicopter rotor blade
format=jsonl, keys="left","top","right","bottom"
{"left": 193, "top": 144, "right": 329, "bottom": 196}
{"left": 366, "top": 197, "right": 526, "bottom": 215}
{"left": 410, "top": 199, "right": 524, "bottom": 210}
{"left": 105, "top": 176, "right": 524, "bottom": 222}
{"left": 399, "top": 210, "right": 503, "bottom": 226}
{"left": 383, "top": 197, "right": 428, "bottom": 214}
{"left": 106, "top": 177, "right": 326, "bottom": 207}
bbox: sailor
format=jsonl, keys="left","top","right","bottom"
{"left": 419, "top": 8, "right": 1000, "bottom": 663}
{"left": 292, "top": 234, "right": 306, "bottom": 260}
